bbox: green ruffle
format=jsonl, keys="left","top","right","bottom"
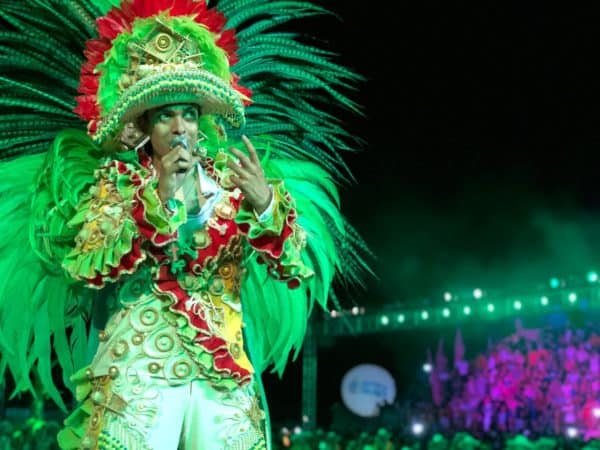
{"left": 62, "top": 162, "right": 142, "bottom": 283}
{"left": 57, "top": 367, "right": 94, "bottom": 450}
{"left": 160, "top": 298, "right": 241, "bottom": 390}
{"left": 235, "top": 180, "right": 292, "bottom": 239}
{"left": 236, "top": 179, "right": 313, "bottom": 283}
{"left": 139, "top": 179, "right": 186, "bottom": 241}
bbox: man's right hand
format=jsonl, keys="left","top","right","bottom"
{"left": 157, "top": 146, "right": 195, "bottom": 203}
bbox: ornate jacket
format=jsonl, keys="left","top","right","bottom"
{"left": 61, "top": 148, "right": 312, "bottom": 389}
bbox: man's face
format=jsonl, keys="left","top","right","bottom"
{"left": 146, "top": 103, "right": 199, "bottom": 158}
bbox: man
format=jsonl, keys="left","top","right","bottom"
{"left": 0, "top": 1, "right": 368, "bottom": 449}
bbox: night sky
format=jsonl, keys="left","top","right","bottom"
{"left": 307, "top": 1, "right": 600, "bottom": 304}
{"left": 265, "top": 1, "right": 600, "bottom": 427}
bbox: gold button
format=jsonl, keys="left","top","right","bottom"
{"left": 85, "top": 368, "right": 94, "bottom": 380}
{"left": 155, "top": 334, "right": 175, "bottom": 352}
{"left": 132, "top": 334, "right": 143, "bottom": 345}
{"left": 148, "top": 362, "right": 161, "bottom": 374}
{"left": 193, "top": 230, "right": 210, "bottom": 248}
{"left": 173, "top": 361, "right": 192, "bottom": 378}
{"left": 98, "top": 331, "right": 108, "bottom": 342}
{"left": 112, "top": 340, "right": 128, "bottom": 358}
{"left": 90, "top": 390, "right": 105, "bottom": 404}
{"left": 140, "top": 307, "right": 158, "bottom": 326}
{"left": 230, "top": 343, "right": 241, "bottom": 359}
{"left": 219, "top": 263, "right": 233, "bottom": 279}
{"left": 108, "top": 366, "right": 119, "bottom": 379}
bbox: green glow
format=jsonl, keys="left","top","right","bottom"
{"left": 540, "top": 296, "right": 549, "bottom": 306}
{"left": 487, "top": 303, "right": 495, "bottom": 312}
{"left": 421, "top": 311, "right": 429, "bottom": 320}
{"left": 442, "top": 308, "right": 450, "bottom": 317}
{"left": 514, "top": 300, "right": 522, "bottom": 310}
{"left": 463, "top": 306, "right": 471, "bottom": 315}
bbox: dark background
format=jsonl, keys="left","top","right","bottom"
{"left": 264, "top": 0, "right": 600, "bottom": 429}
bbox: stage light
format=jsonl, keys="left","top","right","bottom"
{"left": 473, "top": 288, "right": 483, "bottom": 299}
{"left": 397, "top": 314, "right": 405, "bottom": 323}
{"left": 351, "top": 306, "right": 359, "bottom": 315}
{"left": 411, "top": 422, "right": 425, "bottom": 435}
{"left": 293, "top": 426, "right": 302, "bottom": 435}
{"left": 587, "top": 271, "right": 598, "bottom": 283}
{"left": 540, "top": 296, "right": 549, "bottom": 306}
{"left": 302, "top": 415, "right": 309, "bottom": 423}
{"left": 463, "top": 306, "right": 471, "bottom": 315}
{"left": 443, "top": 292, "right": 452, "bottom": 302}
{"left": 423, "top": 363, "right": 432, "bottom": 373}
{"left": 442, "top": 308, "right": 450, "bottom": 317}
{"left": 330, "top": 310, "right": 338, "bottom": 318}
{"left": 550, "top": 277, "right": 560, "bottom": 289}
{"left": 421, "top": 311, "right": 429, "bottom": 320}
{"left": 593, "top": 407, "right": 600, "bottom": 418}
{"left": 568, "top": 292, "right": 577, "bottom": 303}
{"left": 513, "top": 300, "right": 522, "bottom": 310}
{"left": 566, "top": 427, "right": 578, "bottom": 438}
{"left": 380, "top": 315, "right": 389, "bottom": 325}
{"left": 487, "top": 303, "right": 494, "bottom": 312}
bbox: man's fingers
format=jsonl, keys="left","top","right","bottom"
{"left": 227, "top": 159, "right": 250, "bottom": 179}
{"left": 241, "top": 135, "right": 260, "bottom": 165}
{"left": 230, "top": 147, "right": 253, "bottom": 170}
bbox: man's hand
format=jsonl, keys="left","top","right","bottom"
{"left": 157, "top": 146, "right": 196, "bottom": 203}
{"left": 227, "top": 135, "right": 272, "bottom": 214}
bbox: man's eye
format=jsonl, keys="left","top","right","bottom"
{"left": 184, "top": 111, "right": 198, "bottom": 120}
{"left": 159, "top": 113, "right": 171, "bottom": 121}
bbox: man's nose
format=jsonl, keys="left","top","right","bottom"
{"left": 171, "top": 115, "right": 186, "bottom": 134}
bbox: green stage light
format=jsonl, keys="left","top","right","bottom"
{"left": 587, "top": 271, "right": 598, "bottom": 283}
{"left": 380, "top": 315, "right": 389, "bottom": 325}
{"left": 473, "top": 288, "right": 483, "bottom": 299}
{"left": 568, "top": 293, "right": 577, "bottom": 303}
{"left": 514, "top": 300, "right": 522, "bottom": 310}
{"left": 550, "top": 277, "right": 560, "bottom": 289}
{"left": 397, "top": 314, "right": 405, "bottom": 323}
{"left": 540, "top": 296, "right": 549, "bottom": 306}
{"left": 442, "top": 308, "right": 450, "bottom": 317}
{"left": 421, "top": 311, "right": 429, "bottom": 320}
{"left": 487, "top": 303, "right": 495, "bottom": 312}
{"left": 463, "top": 306, "right": 471, "bottom": 315}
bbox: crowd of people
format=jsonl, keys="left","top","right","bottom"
{"left": 427, "top": 322, "right": 600, "bottom": 442}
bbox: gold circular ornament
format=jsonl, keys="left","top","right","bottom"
{"left": 140, "top": 307, "right": 159, "bottom": 326}
{"left": 219, "top": 263, "right": 233, "bottom": 279}
{"left": 155, "top": 334, "right": 175, "bottom": 352}
{"left": 173, "top": 361, "right": 192, "bottom": 378}
{"left": 112, "top": 340, "right": 129, "bottom": 358}
{"left": 132, "top": 334, "right": 144, "bottom": 345}
{"left": 230, "top": 343, "right": 241, "bottom": 359}
{"left": 108, "top": 366, "right": 119, "bottom": 379}
{"left": 98, "top": 330, "right": 108, "bottom": 342}
{"left": 90, "top": 390, "right": 106, "bottom": 405}
{"left": 155, "top": 33, "right": 172, "bottom": 52}
{"left": 148, "top": 362, "right": 161, "bottom": 374}
{"left": 85, "top": 368, "right": 94, "bottom": 380}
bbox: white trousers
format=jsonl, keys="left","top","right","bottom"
{"left": 99, "top": 378, "right": 267, "bottom": 450}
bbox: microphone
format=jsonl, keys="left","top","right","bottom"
{"left": 170, "top": 135, "right": 188, "bottom": 151}
{"left": 170, "top": 135, "right": 190, "bottom": 174}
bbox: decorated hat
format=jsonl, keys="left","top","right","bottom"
{"left": 75, "top": 0, "right": 250, "bottom": 147}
